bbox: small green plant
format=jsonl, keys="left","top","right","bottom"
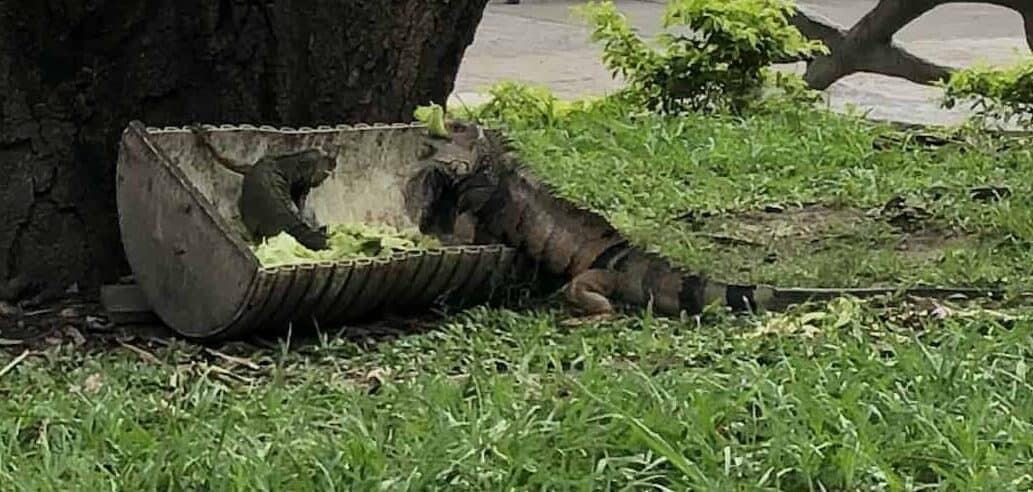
{"left": 576, "top": 0, "right": 826, "bottom": 114}
{"left": 466, "top": 81, "right": 604, "bottom": 129}
{"left": 941, "top": 59, "right": 1033, "bottom": 128}
{"left": 472, "top": 81, "right": 562, "bottom": 127}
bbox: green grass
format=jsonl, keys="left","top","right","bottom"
{"left": 487, "top": 97, "right": 1033, "bottom": 288}
{"left": 4, "top": 95, "right": 1033, "bottom": 490}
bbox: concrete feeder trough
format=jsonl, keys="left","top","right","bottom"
{"left": 114, "top": 120, "right": 518, "bottom": 340}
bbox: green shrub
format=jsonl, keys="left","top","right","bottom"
{"left": 470, "top": 82, "right": 564, "bottom": 127}
{"left": 941, "top": 59, "right": 1033, "bottom": 128}
{"left": 463, "top": 81, "right": 604, "bottom": 129}
{"left": 576, "top": 0, "right": 826, "bottom": 114}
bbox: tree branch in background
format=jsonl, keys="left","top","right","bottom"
{"left": 787, "top": 0, "right": 1033, "bottom": 89}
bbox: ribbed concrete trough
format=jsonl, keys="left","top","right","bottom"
{"left": 114, "top": 120, "right": 519, "bottom": 340}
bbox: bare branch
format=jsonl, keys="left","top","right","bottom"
{"left": 789, "top": 2, "right": 954, "bottom": 89}
{"left": 788, "top": 0, "right": 1033, "bottom": 89}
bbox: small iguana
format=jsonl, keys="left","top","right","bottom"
{"left": 189, "top": 124, "right": 338, "bottom": 250}
{"left": 410, "top": 121, "right": 1006, "bottom": 319}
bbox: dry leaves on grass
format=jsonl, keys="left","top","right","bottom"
{"left": 70, "top": 373, "right": 104, "bottom": 395}
{"left": 745, "top": 297, "right": 864, "bottom": 339}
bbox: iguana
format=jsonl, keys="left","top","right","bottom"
{"left": 405, "top": 119, "right": 493, "bottom": 245}
{"left": 189, "top": 124, "right": 338, "bottom": 251}
{"left": 408, "top": 121, "right": 1007, "bottom": 319}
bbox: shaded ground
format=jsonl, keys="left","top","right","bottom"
{"left": 691, "top": 202, "right": 974, "bottom": 267}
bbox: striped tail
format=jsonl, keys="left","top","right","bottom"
{"left": 702, "top": 283, "right": 1006, "bottom": 314}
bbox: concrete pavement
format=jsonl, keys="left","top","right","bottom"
{"left": 450, "top": 0, "right": 1031, "bottom": 125}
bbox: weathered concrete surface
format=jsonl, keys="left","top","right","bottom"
{"left": 451, "top": 0, "right": 1030, "bottom": 125}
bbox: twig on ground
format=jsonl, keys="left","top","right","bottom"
{"left": 119, "top": 342, "right": 166, "bottom": 366}
{"left": 205, "top": 347, "right": 261, "bottom": 370}
{"left": 0, "top": 350, "right": 31, "bottom": 378}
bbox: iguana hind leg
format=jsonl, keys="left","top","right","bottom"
{"left": 560, "top": 270, "right": 626, "bottom": 326}
{"left": 564, "top": 269, "right": 619, "bottom": 316}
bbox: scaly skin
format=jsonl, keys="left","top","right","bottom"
{"left": 408, "top": 121, "right": 1007, "bottom": 317}
{"left": 190, "top": 125, "right": 336, "bottom": 250}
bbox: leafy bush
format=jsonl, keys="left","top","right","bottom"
{"left": 941, "top": 59, "right": 1033, "bottom": 128}
{"left": 576, "top": 0, "right": 826, "bottom": 114}
{"left": 468, "top": 82, "right": 563, "bottom": 127}
{"left": 465, "top": 81, "right": 601, "bottom": 129}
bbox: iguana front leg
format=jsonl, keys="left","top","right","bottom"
{"left": 285, "top": 201, "right": 328, "bottom": 250}
{"left": 274, "top": 191, "right": 329, "bottom": 250}
{"left": 285, "top": 221, "right": 329, "bottom": 250}
{"left": 296, "top": 192, "right": 325, "bottom": 233}
{"left": 265, "top": 171, "right": 328, "bottom": 251}
{"left": 441, "top": 211, "right": 500, "bottom": 246}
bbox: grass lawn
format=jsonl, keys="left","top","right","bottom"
{"left": 2, "top": 96, "right": 1033, "bottom": 491}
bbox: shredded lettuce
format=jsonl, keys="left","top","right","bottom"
{"left": 251, "top": 223, "right": 442, "bottom": 267}
{"left": 414, "top": 102, "right": 450, "bottom": 138}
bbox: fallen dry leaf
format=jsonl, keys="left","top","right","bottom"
{"left": 83, "top": 373, "right": 103, "bottom": 393}
{"left": 64, "top": 326, "right": 87, "bottom": 346}
{"left": 204, "top": 347, "right": 261, "bottom": 370}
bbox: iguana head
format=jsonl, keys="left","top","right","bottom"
{"left": 404, "top": 162, "right": 460, "bottom": 238}
{"left": 415, "top": 119, "right": 488, "bottom": 174}
{"left": 404, "top": 119, "right": 487, "bottom": 236}
{"left": 446, "top": 120, "right": 485, "bottom": 147}
{"left": 304, "top": 145, "right": 340, "bottom": 187}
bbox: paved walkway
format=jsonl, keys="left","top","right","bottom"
{"left": 450, "top": 0, "right": 1031, "bottom": 125}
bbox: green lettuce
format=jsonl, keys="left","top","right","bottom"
{"left": 251, "top": 223, "right": 442, "bottom": 267}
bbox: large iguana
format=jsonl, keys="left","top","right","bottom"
{"left": 408, "top": 121, "right": 1006, "bottom": 319}
{"left": 190, "top": 124, "right": 338, "bottom": 251}
{"left": 405, "top": 119, "right": 494, "bottom": 245}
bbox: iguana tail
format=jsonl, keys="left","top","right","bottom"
{"left": 568, "top": 246, "right": 1006, "bottom": 317}
{"left": 748, "top": 285, "right": 1006, "bottom": 312}
{"left": 189, "top": 124, "right": 252, "bottom": 175}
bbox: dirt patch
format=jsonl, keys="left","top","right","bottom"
{"left": 0, "top": 296, "right": 440, "bottom": 356}
{"left": 692, "top": 203, "right": 974, "bottom": 261}
{"left": 892, "top": 228, "right": 972, "bottom": 260}
{"left": 710, "top": 204, "right": 867, "bottom": 245}
{"left": 0, "top": 296, "right": 173, "bottom": 354}
{"left": 0, "top": 287, "right": 545, "bottom": 357}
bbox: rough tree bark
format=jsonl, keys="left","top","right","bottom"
{"left": 0, "top": 0, "right": 490, "bottom": 299}
{"left": 788, "top": 0, "right": 1033, "bottom": 90}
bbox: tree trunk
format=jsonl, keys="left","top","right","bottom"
{"left": 0, "top": 0, "right": 489, "bottom": 298}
